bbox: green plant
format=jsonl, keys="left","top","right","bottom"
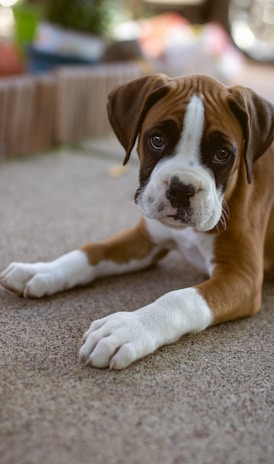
{"left": 44, "top": 0, "right": 112, "bottom": 36}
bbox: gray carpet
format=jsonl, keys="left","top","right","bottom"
{"left": 1, "top": 61, "right": 274, "bottom": 464}
{"left": 0, "top": 143, "right": 273, "bottom": 464}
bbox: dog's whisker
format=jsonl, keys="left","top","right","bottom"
{"left": 217, "top": 200, "right": 230, "bottom": 231}
{"left": 222, "top": 200, "right": 230, "bottom": 220}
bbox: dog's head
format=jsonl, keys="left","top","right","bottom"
{"left": 107, "top": 74, "right": 274, "bottom": 232}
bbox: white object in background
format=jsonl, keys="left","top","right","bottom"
{"left": 35, "top": 22, "right": 105, "bottom": 61}
{"left": 0, "top": 5, "right": 14, "bottom": 38}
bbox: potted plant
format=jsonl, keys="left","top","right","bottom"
{"left": 25, "top": 0, "right": 113, "bottom": 72}
{"left": 45, "top": 0, "right": 111, "bottom": 37}
{"left": 12, "top": 0, "right": 44, "bottom": 54}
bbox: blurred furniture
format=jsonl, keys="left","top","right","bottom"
{"left": 137, "top": 0, "right": 274, "bottom": 62}
{"left": 0, "top": 63, "right": 142, "bottom": 160}
{"left": 137, "top": 0, "right": 229, "bottom": 27}
{"left": 0, "top": 44, "right": 24, "bottom": 77}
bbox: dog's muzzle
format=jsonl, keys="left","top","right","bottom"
{"left": 165, "top": 176, "right": 195, "bottom": 224}
{"left": 135, "top": 169, "right": 224, "bottom": 232}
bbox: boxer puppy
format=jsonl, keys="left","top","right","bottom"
{"left": 1, "top": 74, "right": 274, "bottom": 369}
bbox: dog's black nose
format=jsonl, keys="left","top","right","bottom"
{"left": 166, "top": 176, "right": 196, "bottom": 208}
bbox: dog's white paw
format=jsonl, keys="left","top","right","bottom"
{"left": 0, "top": 262, "right": 65, "bottom": 298}
{"left": 0, "top": 251, "right": 95, "bottom": 298}
{"left": 79, "top": 289, "right": 214, "bottom": 370}
{"left": 79, "top": 311, "right": 158, "bottom": 370}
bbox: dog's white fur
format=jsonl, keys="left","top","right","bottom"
{"left": 2, "top": 74, "right": 273, "bottom": 371}
{"left": 137, "top": 95, "right": 224, "bottom": 231}
{"left": 0, "top": 95, "right": 216, "bottom": 369}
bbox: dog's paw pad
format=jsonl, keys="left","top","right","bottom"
{"left": 79, "top": 312, "right": 156, "bottom": 370}
{"left": 0, "top": 262, "right": 59, "bottom": 298}
{"left": 23, "top": 273, "right": 54, "bottom": 298}
{"left": 0, "top": 263, "right": 34, "bottom": 295}
{"left": 109, "top": 343, "right": 136, "bottom": 370}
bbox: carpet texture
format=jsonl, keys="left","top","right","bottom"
{"left": 1, "top": 64, "right": 274, "bottom": 464}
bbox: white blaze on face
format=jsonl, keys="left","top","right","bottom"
{"left": 175, "top": 94, "right": 205, "bottom": 166}
{"left": 137, "top": 93, "right": 223, "bottom": 231}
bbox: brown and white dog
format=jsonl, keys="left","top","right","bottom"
{"left": 1, "top": 74, "right": 274, "bottom": 369}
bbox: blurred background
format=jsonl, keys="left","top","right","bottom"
{"left": 0, "top": 0, "right": 274, "bottom": 75}
{"left": 0, "top": 0, "right": 273, "bottom": 158}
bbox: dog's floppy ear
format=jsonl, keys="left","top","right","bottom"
{"left": 107, "top": 73, "right": 170, "bottom": 165}
{"left": 228, "top": 86, "right": 274, "bottom": 183}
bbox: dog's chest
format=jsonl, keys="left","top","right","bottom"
{"left": 172, "top": 228, "right": 215, "bottom": 275}
{"left": 145, "top": 218, "right": 215, "bottom": 276}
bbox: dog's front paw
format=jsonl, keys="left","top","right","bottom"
{"left": 0, "top": 262, "right": 64, "bottom": 298}
{"left": 79, "top": 311, "right": 158, "bottom": 370}
{"left": 0, "top": 251, "right": 94, "bottom": 298}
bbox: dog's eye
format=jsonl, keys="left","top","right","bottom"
{"left": 213, "top": 149, "right": 231, "bottom": 163}
{"left": 150, "top": 134, "right": 166, "bottom": 151}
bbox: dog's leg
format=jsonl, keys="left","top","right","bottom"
{"left": 79, "top": 287, "right": 214, "bottom": 369}
{"left": 79, "top": 232, "right": 264, "bottom": 370}
{"left": 0, "top": 219, "right": 167, "bottom": 298}
{"left": 79, "top": 267, "right": 262, "bottom": 370}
